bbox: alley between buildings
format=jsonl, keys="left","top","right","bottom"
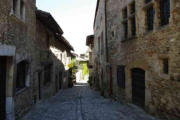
{"left": 21, "top": 81, "right": 158, "bottom": 120}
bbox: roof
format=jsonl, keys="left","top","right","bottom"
{"left": 93, "top": 0, "right": 100, "bottom": 28}
{"left": 86, "top": 35, "right": 94, "bottom": 46}
{"left": 71, "top": 52, "right": 78, "bottom": 57}
{"left": 36, "top": 10, "right": 63, "bottom": 35}
{"left": 58, "top": 36, "right": 74, "bottom": 51}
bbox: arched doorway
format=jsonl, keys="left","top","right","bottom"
{"left": 131, "top": 68, "right": 145, "bottom": 108}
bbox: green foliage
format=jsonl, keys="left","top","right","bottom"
{"left": 68, "top": 58, "right": 78, "bottom": 80}
{"left": 83, "top": 63, "right": 89, "bottom": 76}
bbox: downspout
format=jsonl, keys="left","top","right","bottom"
{"left": 105, "top": 0, "right": 108, "bottom": 63}
{"left": 105, "top": 0, "right": 113, "bottom": 96}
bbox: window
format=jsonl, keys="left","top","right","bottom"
{"left": 44, "top": 65, "right": 51, "bottom": 85}
{"left": 163, "top": 59, "right": 169, "bottom": 74}
{"left": 130, "top": 1, "right": 136, "bottom": 36}
{"left": 124, "top": 21, "right": 128, "bottom": 39}
{"left": 12, "top": 0, "right": 26, "bottom": 21}
{"left": 20, "top": 0, "right": 25, "bottom": 21}
{"left": 117, "top": 66, "right": 125, "bottom": 89}
{"left": 122, "top": 7, "right": 128, "bottom": 40}
{"left": 16, "top": 60, "right": 29, "bottom": 91}
{"left": 145, "top": 0, "right": 152, "bottom": 4}
{"left": 146, "top": 6, "right": 155, "bottom": 31}
{"left": 122, "top": 7, "right": 128, "bottom": 19}
{"left": 131, "top": 17, "right": 136, "bottom": 36}
{"left": 13, "top": 0, "right": 18, "bottom": 14}
{"left": 98, "top": 37, "right": 100, "bottom": 53}
{"left": 101, "top": 32, "right": 104, "bottom": 55}
{"left": 130, "top": 2, "right": 135, "bottom": 14}
{"left": 160, "top": 0, "right": 170, "bottom": 26}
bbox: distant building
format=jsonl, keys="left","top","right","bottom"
{"left": 86, "top": 35, "right": 95, "bottom": 86}
{"left": 76, "top": 54, "right": 89, "bottom": 82}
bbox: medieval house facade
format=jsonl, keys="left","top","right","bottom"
{"left": 92, "top": 0, "right": 180, "bottom": 119}
{"left": 86, "top": 35, "right": 95, "bottom": 86}
{"left": 0, "top": 1, "right": 74, "bottom": 120}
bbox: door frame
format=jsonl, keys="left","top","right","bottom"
{"left": 131, "top": 68, "right": 145, "bottom": 108}
{"left": 0, "top": 45, "right": 16, "bottom": 120}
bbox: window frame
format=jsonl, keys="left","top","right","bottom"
{"left": 146, "top": 6, "right": 155, "bottom": 32}
{"left": 159, "top": 0, "right": 170, "bottom": 26}
{"left": 16, "top": 60, "right": 29, "bottom": 92}
{"left": 117, "top": 65, "right": 126, "bottom": 89}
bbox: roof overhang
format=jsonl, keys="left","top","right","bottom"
{"left": 36, "top": 10, "right": 63, "bottom": 35}
{"left": 86, "top": 35, "right": 94, "bottom": 46}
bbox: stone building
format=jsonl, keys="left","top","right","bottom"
{"left": 0, "top": 1, "right": 74, "bottom": 120}
{"left": 76, "top": 53, "right": 89, "bottom": 82}
{"left": 93, "top": 0, "right": 180, "bottom": 119}
{"left": 86, "top": 35, "right": 95, "bottom": 85}
{"left": 93, "top": 0, "right": 110, "bottom": 95}
{"left": 0, "top": 0, "right": 36, "bottom": 119}
{"left": 35, "top": 9, "right": 74, "bottom": 101}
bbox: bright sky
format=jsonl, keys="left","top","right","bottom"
{"left": 36, "top": 0, "right": 97, "bottom": 54}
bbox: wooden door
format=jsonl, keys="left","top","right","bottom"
{"left": 132, "top": 68, "right": 145, "bottom": 108}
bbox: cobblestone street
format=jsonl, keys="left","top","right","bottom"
{"left": 21, "top": 82, "right": 158, "bottom": 120}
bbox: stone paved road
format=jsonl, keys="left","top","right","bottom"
{"left": 21, "top": 82, "right": 158, "bottom": 120}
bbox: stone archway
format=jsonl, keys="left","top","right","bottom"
{"left": 131, "top": 68, "right": 145, "bottom": 108}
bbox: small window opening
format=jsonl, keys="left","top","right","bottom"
{"left": 13, "top": 0, "right": 18, "bottom": 14}
{"left": 122, "top": 7, "right": 128, "bottom": 19}
{"left": 163, "top": 59, "right": 169, "bottom": 74}
{"left": 20, "top": 0, "right": 25, "bottom": 20}
{"left": 124, "top": 21, "right": 128, "bottom": 39}
{"left": 160, "top": 0, "right": 170, "bottom": 26}
{"left": 146, "top": 6, "right": 155, "bottom": 31}
{"left": 130, "top": 2, "right": 135, "bottom": 14}
{"left": 117, "top": 66, "right": 125, "bottom": 89}
{"left": 145, "top": 0, "right": 152, "bottom": 4}
{"left": 101, "top": 32, "right": 104, "bottom": 54}
{"left": 16, "top": 60, "right": 29, "bottom": 91}
{"left": 131, "top": 17, "right": 136, "bottom": 36}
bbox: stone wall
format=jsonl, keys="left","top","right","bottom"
{"left": 94, "top": 0, "right": 109, "bottom": 95}
{"left": 105, "top": 0, "right": 180, "bottom": 119}
{"left": 0, "top": 0, "right": 37, "bottom": 118}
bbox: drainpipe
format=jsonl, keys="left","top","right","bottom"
{"left": 104, "top": 0, "right": 113, "bottom": 96}
{"left": 105, "top": 0, "right": 108, "bottom": 63}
